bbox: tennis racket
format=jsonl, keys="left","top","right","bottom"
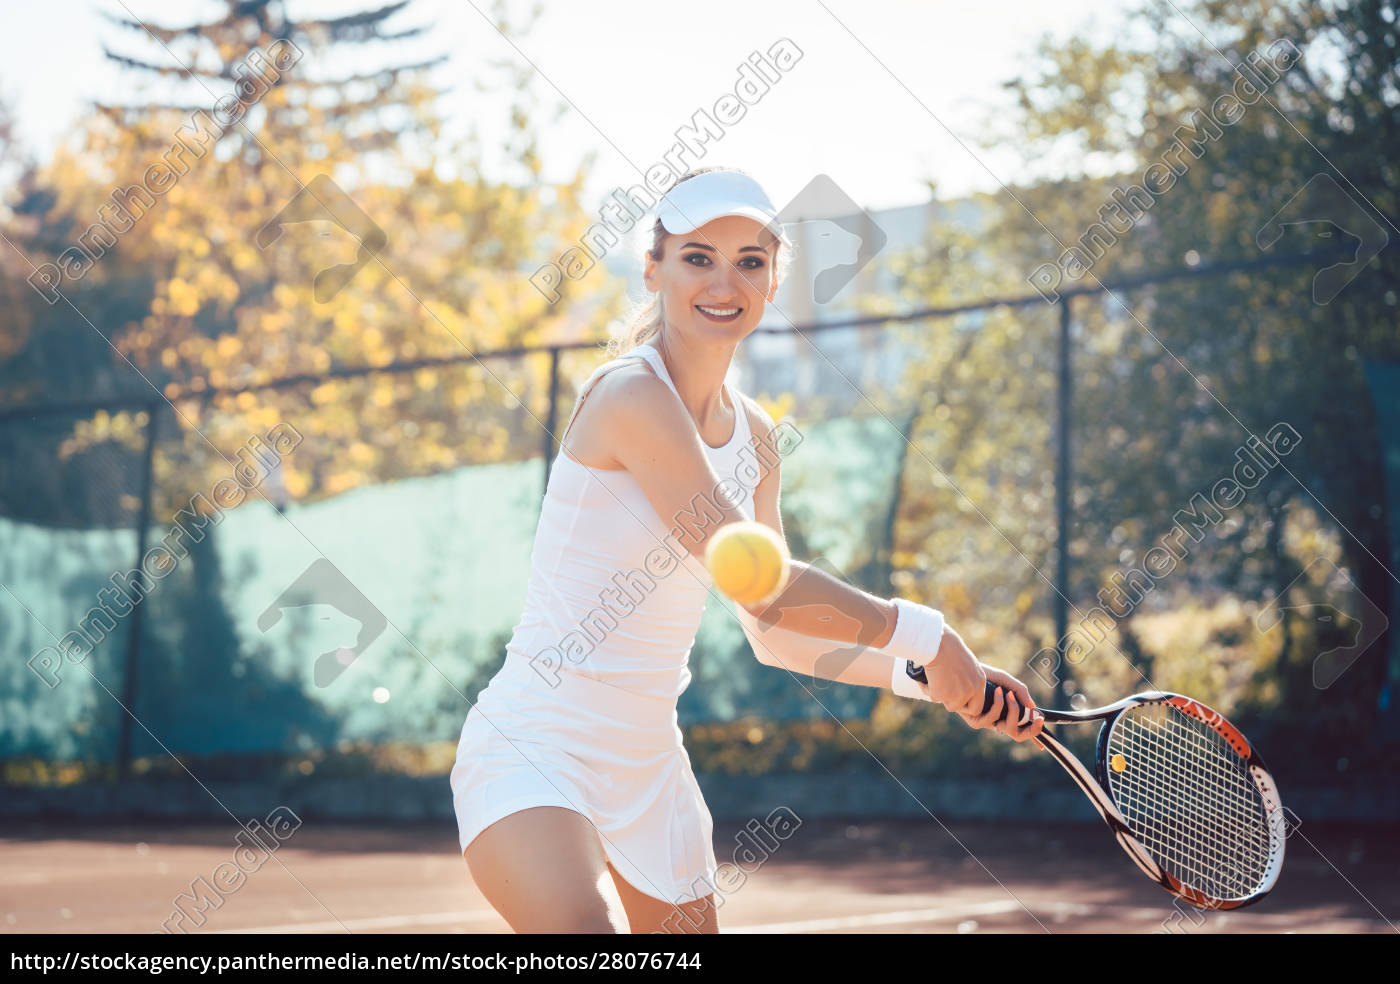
{"left": 906, "top": 662, "right": 1286, "bottom": 910}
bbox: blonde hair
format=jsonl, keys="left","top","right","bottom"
{"left": 606, "top": 166, "right": 794, "bottom": 358}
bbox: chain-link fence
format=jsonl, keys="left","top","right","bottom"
{"left": 3, "top": 251, "right": 1395, "bottom": 786}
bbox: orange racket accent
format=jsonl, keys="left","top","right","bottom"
{"left": 1166, "top": 694, "right": 1252, "bottom": 759}
{"left": 1164, "top": 874, "right": 1251, "bottom": 911}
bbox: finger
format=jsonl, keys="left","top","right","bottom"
{"left": 998, "top": 691, "right": 1021, "bottom": 735}
{"left": 1017, "top": 716, "right": 1046, "bottom": 742}
{"left": 988, "top": 685, "right": 1006, "bottom": 718}
{"left": 1003, "top": 678, "right": 1035, "bottom": 713}
{"left": 1011, "top": 709, "right": 1045, "bottom": 742}
{"left": 1006, "top": 695, "right": 1039, "bottom": 738}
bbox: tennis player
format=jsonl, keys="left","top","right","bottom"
{"left": 449, "top": 167, "right": 1045, "bottom": 934}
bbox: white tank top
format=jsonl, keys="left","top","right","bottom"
{"left": 501, "top": 342, "right": 759, "bottom": 700}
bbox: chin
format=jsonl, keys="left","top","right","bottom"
{"left": 695, "top": 320, "right": 756, "bottom": 344}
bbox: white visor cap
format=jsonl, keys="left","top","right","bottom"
{"left": 656, "top": 170, "right": 781, "bottom": 236}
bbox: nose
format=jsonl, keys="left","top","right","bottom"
{"left": 705, "top": 258, "right": 744, "bottom": 299}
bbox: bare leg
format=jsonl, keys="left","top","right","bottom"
{"left": 606, "top": 860, "right": 720, "bottom": 934}
{"left": 464, "top": 806, "right": 629, "bottom": 933}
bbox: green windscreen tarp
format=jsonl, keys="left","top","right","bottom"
{"left": 0, "top": 413, "right": 913, "bottom": 762}
{"left": 1364, "top": 361, "right": 1400, "bottom": 728}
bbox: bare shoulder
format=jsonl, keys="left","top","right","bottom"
{"left": 589, "top": 358, "right": 674, "bottom": 416}
{"left": 581, "top": 359, "right": 693, "bottom": 448}
{"left": 560, "top": 358, "right": 672, "bottom": 469}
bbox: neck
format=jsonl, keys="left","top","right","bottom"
{"left": 651, "top": 329, "right": 735, "bottom": 428}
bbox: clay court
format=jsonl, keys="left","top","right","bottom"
{"left": 3, "top": 818, "right": 1394, "bottom": 934}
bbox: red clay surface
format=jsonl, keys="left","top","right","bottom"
{"left": 1, "top": 819, "right": 1395, "bottom": 935}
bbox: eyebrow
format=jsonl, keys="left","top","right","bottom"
{"left": 680, "top": 242, "right": 770, "bottom": 254}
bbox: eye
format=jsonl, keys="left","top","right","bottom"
{"left": 683, "top": 252, "right": 767, "bottom": 270}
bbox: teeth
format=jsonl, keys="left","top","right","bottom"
{"left": 698, "top": 306, "right": 740, "bottom": 316}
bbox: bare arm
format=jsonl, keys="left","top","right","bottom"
{"left": 608, "top": 381, "right": 1042, "bottom": 737}
{"left": 604, "top": 381, "right": 1001, "bottom": 700}
{"left": 602, "top": 373, "right": 896, "bottom": 656}
{"left": 602, "top": 367, "right": 754, "bottom": 556}
{"left": 729, "top": 395, "right": 900, "bottom": 688}
{"left": 735, "top": 400, "right": 1043, "bottom": 739}
{"left": 732, "top": 568, "right": 899, "bottom": 689}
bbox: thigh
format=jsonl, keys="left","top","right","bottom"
{"left": 607, "top": 861, "right": 719, "bottom": 935}
{"left": 464, "top": 806, "right": 629, "bottom": 933}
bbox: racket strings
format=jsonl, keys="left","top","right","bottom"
{"left": 1111, "top": 708, "right": 1270, "bottom": 898}
{"left": 1106, "top": 703, "right": 1271, "bottom": 902}
{"left": 1111, "top": 721, "right": 1262, "bottom": 897}
{"left": 1119, "top": 712, "right": 1267, "bottom": 893}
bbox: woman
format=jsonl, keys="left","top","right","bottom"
{"left": 449, "top": 166, "right": 1045, "bottom": 934}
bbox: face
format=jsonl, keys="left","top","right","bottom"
{"left": 642, "top": 214, "right": 779, "bottom": 342}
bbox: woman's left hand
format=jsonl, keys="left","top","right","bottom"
{"left": 956, "top": 665, "right": 1045, "bottom": 743}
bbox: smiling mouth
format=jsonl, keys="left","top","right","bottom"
{"left": 696, "top": 305, "right": 742, "bottom": 323}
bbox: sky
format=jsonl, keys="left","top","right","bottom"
{"left": 0, "top": 0, "right": 1138, "bottom": 215}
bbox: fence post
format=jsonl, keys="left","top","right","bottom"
{"left": 875, "top": 406, "right": 919, "bottom": 595}
{"left": 1055, "top": 296, "right": 1073, "bottom": 695}
{"left": 117, "top": 400, "right": 159, "bottom": 780}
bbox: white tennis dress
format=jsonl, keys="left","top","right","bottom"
{"left": 449, "top": 341, "right": 763, "bottom": 905}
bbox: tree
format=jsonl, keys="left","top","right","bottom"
{"left": 1, "top": 0, "right": 619, "bottom": 525}
{"left": 966, "top": 0, "right": 1398, "bottom": 746}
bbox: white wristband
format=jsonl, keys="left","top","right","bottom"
{"left": 883, "top": 598, "right": 946, "bottom": 701}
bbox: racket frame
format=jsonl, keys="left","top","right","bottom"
{"left": 1089, "top": 692, "right": 1286, "bottom": 910}
{"left": 904, "top": 664, "right": 1286, "bottom": 910}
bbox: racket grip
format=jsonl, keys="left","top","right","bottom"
{"left": 903, "top": 664, "right": 1011, "bottom": 722}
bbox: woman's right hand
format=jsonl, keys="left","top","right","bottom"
{"left": 962, "top": 666, "right": 1045, "bottom": 742}
{"left": 914, "top": 626, "right": 988, "bottom": 713}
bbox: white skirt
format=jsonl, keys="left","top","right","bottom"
{"left": 449, "top": 653, "right": 719, "bottom": 905}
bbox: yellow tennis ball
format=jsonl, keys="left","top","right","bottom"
{"left": 704, "top": 521, "right": 790, "bottom": 605}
